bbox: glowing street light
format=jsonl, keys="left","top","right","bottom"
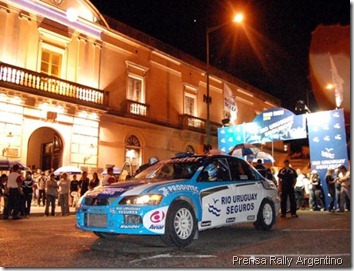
{"left": 204, "top": 13, "right": 244, "bottom": 152}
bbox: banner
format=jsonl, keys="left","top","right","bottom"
{"left": 243, "top": 108, "right": 306, "bottom": 144}
{"left": 218, "top": 125, "right": 244, "bottom": 153}
{"left": 223, "top": 83, "right": 238, "bottom": 126}
{"left": 307, "top": 109, "right": 348, "bottom": 209}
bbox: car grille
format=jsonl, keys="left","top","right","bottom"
{"left": 84, "top": 197, "right": 109, "bottom": 206}
{"left": 85, "top": 213, "right": 107, "bottom": 228}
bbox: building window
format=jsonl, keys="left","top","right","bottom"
{"left": 125, "top": 135, "right": 141, "bottom": 173}
{"left": 40, "top": 48, "right": 62, "bottom": 77}
{"left": 185, "top": 145, "right": 195, "bottom": 154}
{"left": 183, "top": 84, "right": 197, "bottom": 116}
{"left": 127, "top": 75, "right": 145, "bottom": 103}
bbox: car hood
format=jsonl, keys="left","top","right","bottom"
{"left": 84, "top": 179, "right": 187, "bottom": 199}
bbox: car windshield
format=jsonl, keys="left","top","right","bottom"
{"left": 133, "top": 156, "right": 204, "bottom": 180}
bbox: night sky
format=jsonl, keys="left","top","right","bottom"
{"left": 90, "top": 0, "right": 350, "bottom": 112}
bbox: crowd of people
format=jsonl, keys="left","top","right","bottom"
{"left": 0, "top": 166, "right": 106, "bottom": 220}
{"left": 260, "top": 159, "right": 351, "bottom": 218}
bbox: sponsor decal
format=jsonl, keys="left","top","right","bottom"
{"left": 201, "top": 221, "right": 212, "bottom": 227}
{"left": 117, "top": 206, "right": 140, "bottom": 215}
{"left": 150, "top": 210, "right": 165, "bottom": 223}
{"left": 224, "top": 193, "right": 257, "bottom": 215}
{"left": 142, "top": 206, "right": 169, "bottom": 234}
{"left": 159, "top": 184, "right": 199, "bottom": 196}
{"left": 120, "top": 224, "right": 141, "bottom": 229}
{"left": 226, "top": 217, "right": 236, "bottom": 223}
{"left": 247, "top": 215, "right": 256, "bottom": 221}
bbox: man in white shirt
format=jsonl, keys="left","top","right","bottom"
{"left": 3, "top": 164, "right": 23, "bottom": 220}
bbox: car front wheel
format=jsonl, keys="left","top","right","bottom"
{"left": 254, "top": 199, "right": 275, "bottom": 230}
{"left": 160, "top": 200, "right": 197, "bottom": 247}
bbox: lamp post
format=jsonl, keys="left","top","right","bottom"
{"left": 204, "top": 13, "right": 244, "bottom": 152}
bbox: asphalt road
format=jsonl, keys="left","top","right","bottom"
{"left": 0, "top": 210, "right": 351, "bottom": 268}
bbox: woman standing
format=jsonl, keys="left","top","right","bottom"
{"left": 45, "top": 173, "right": 58, "bottom": 216}
{"left": 89, "top": 172, "right": 100, "bottom": 190}
{"left": 325, "top": 168, "right": 336, "bottom": 212}
{"left": 58, "top": 173, "right": 70, "bottom": 216}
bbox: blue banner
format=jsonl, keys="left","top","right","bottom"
{"left": 250, "top": 108, "right": 307, "bottom": 143}
{"left": 307, "top": 109, "right": 348, "bottom": 209}
{"left": 218, "top": 108, "right": 307, "bottom": 152}
{"left": 218, "top": 125, "right": 244, "bottom": 153}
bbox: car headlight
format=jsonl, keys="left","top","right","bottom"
{"left": 119, "top": 194, "right": 163, "bottom": 206}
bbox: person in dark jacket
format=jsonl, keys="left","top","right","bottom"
{"left": 22, "top": 171, "right": 34, "bottom": 217}
{"left": 278, "top": 160, "right": 298, "bottom": 218}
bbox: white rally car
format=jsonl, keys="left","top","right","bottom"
{"left": 76, "top": 153, "right": 280, "bottom": 247}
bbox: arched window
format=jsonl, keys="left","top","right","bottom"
{"left": 125, "top": 135, "right": 141, "bottom": 173}
{"left": 186, "top": 145, "right": 195, "bottom": 154}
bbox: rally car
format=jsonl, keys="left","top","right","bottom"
{"left": 76, "top": 153, "right": 280, "bottom": 247}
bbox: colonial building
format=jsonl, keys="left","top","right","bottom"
{"left": 0, "top": 0, "right": 281, "bottom": 174}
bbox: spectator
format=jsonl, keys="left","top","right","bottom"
{"left": 37, "top": 171, "right": 47, "bottom": 207}
{"left": 295, "top": 169, "right": 306, "bottom": 210}
{"left": 58, "top": 173, "right": 70, "bottom": 216}
{"left": 337, "top": 165, "right": 350, "bottom": 212}
{"left": 334, "top": 169, "right": 341, "bottom": 211}
{"left": 79, "top": 171, "right": 90, "bottom": 197}
{"left": 277, "top": 160, "right": 298, "bottom": 218}
{"left": 69, "top": 175, "right": 80, "bottom": 207}
{"left": 326, "top": 167, "right": 336, "bottom": 212}
{"left": 89, "top": 172, "right": 100, "bottom": 190}
{"left": 310, "top": 170, "right": 326, "bottom": 211}
{"left": 3, "top": 164, "right": 23, "bottom": 220}
{"left": 255, "top": 159, "right": 267, "bottom": 178}
{"left": 266, "top": 168, "right": 277, "bottom": 186}
{"left": 100, "top": 167, "right": 116, "bottom": 186}
{"left": 22, "top": 171, "right": 34, "bottom": 218}
{"left": 0, "top": 174, "right": 8, "bottom": 214}
{"left": 45, "top": 173, "right": 58, "bottom": 217}
{"left": 270, "top": 167, "right": 279, "bottom": 186}
{"left": 32, "top": 168, "right": 41, "bottom": 203}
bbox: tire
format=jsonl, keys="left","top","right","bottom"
{"left": 160, "top": 201, "right": 197, "bottom": 247}
{"left": 93, "top": 232, "right": 119, "bottom": 239}
{"left": 254, "top": 199, "right": 275, "bottom": 230}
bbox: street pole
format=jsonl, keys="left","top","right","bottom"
{"left": 204, "top": 14, "right": 244, "bottom": 153}
{"left": 205, "top": 27, "right": 211, "bottom": 152}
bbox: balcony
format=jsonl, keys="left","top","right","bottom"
{"left": 0, "top": 62, "right": 108, "bottom": 107}
{"left": 180, "top": 114, "right": 221, "bottom": 135}
{"left": 124, "top": 99, "right": 149, "bottom": 117}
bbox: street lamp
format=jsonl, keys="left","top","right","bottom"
{"left": 204, "top": 13, "right": 244, "bottom": 152}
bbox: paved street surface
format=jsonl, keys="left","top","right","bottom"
{"left": 0, "top": 208, "right": 351, "bottom": 268}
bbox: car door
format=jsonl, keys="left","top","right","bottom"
{"left": 199, "top": 157, "right": 235, "bottom": 229}
{"left": 225, "top": 157, "right": 264, "bottom": 223}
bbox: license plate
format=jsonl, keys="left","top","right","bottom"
{"left": 85, "top": 214, "right": 107, "bottom": 228}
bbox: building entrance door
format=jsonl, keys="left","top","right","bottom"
{"left": 27, "top": 128, "right": 63, "bottom": 171}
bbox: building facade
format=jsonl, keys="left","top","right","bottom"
{"left": 0, "top": 0, "right": 280, "bottom": 174}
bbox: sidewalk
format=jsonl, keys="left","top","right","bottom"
{"left": 0, "top": 203, "right": 77, "bottom": 218}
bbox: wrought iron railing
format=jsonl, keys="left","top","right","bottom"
{"left": 0, "top": 62, "right": 107, "bottom": 105}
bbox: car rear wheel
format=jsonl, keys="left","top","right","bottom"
{"left": 160, "top": 201, "right": 197, "bottom": 247}
{"left": 93, "top": 232, "right": 119, "bottom": 239}
{"left": 254, "top": 199, "right": 275, "bottom": 230}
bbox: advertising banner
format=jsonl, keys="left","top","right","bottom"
{"left": 307, "top": 109, "right": 348, "bottom": 209}
{"left": 250, "top": 108, "right": 307, "bottom": 144}
{"left": 218, "top": 125, "right": 244, "bottom": 153}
